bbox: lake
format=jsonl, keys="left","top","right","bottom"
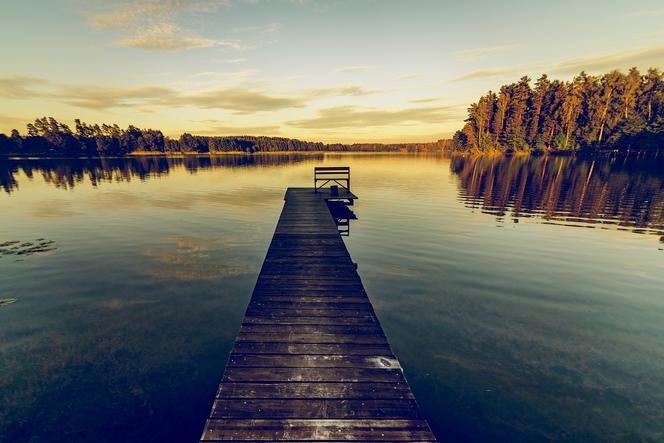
{"left": 1, "top": 153, "right": 663, "bottom": 443}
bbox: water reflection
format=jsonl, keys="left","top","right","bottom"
{"left": 450, "top": 154, "right": 664, "bottom": 241}
{"left": 140, "top": 236, "right": 250, "bottom": 281}
{"left": 0, "top": 154, "right": 322, "bottom": 193}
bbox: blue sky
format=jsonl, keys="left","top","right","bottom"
{"left": 1, "top": 0, "right": 663, "bottom": 142}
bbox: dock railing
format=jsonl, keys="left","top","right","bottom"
{"left": 314, "top": 166, "right": 350, "bottom": 193}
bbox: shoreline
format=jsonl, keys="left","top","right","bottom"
{"left": 1, "top": 149, "right": 657, "bottom": 161}
{"left": 1, "top": 150, "right": 450, "bottom": 160}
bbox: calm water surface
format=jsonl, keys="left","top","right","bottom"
{"left": 1, "top": 154, "right": 663, "bottom": 443}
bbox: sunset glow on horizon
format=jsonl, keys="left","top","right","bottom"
{"left": 1, "top": 0, "right": 663, "bottom": 143}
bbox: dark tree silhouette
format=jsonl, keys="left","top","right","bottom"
{"left": 1, "top": 118, "right": 452, "bottom": 157}
{"left": 453, "top": 67, "right": 664, "bottom": 153}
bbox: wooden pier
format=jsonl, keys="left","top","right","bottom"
{"left": 200, "top": 171, "right": 436, "bottom": 442}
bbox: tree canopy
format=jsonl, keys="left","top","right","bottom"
{"left": 453, "top": 67, "right": 664, "bottom": 153}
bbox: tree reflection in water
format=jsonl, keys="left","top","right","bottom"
{"left": 450, "top": 153, "right": 664, "bottom": 241}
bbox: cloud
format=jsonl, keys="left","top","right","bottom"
{"left": 0, "top": 75, "right": 49, "bottom": 99}
{"left": 626, "top": 8, "right": 664, "bottom": 17}
{"left": 336, "top": 65, "right": 374, "bottom": 73}
{"left": 165, "top": 88, "right": 305, "bottom": 113}
{"left": 192, "top": 121, "right": 281, "bottom": 136}
{"left": 231, "top": 23, "right": 282, "bottom": 34}
{"left": 397, "top": 73, "right": 426, "bottom": 80}
{"left": 0, "top": 75, "right": 303, "bottom": 113}
{"left": 224, "top": 58, "right": 248, "bottom": 64}
{"left": 287, "top": 105, "right": 462, "bottom": 129}
{"left": 448, "top": 45, "right": 664, "bottom": 82}
{"left": 548, "top": 45, "right": 664, "bottom": 75}
{"left": 89, "top": 0, "right": 230, "bottom": 28}
{"left": 410, "top": 97, "right": 445, "bottom": 104}
{"left": 191, "top": 69, "right": 258, "bottom": 79}
{"left": 53, "top": 85, "right": 177, "bottom": 109}
{"left": 0, "top": 115, "right": 30, "bottom": 129}
{"left": 117, "top": 35, "right": 218, "bottom": 50}
{"left": 114, "top": 23, "right": 236, "bottom": 50}
{"left": 226, "top": 22, "right": 282, "bottom": 48}
{"left": 448, "top": 66, "right": 526, "bottom": 82}
{"left": 87, "top": 0, "right": 234, "bottom": 51}
{"left": 454, "top": 44, "right": 524, "bottom": 62}
{"left": 307, "top": 84, "right": 382, "bottom": 97}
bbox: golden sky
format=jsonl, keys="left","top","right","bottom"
{"left": 1, "top": 0, "right": 663, "bottom": 143}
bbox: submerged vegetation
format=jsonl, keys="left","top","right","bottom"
{"left": 0, "top": 239, "right": 57, "bottom": 257}
{"left": 0, "top": 298, "right": 18, "bottom": 308}
{"left": 453, "top": 67, "right": 664, "bottom": 153}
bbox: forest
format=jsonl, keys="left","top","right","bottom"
{"left": 453, "top": 67, "right": 664, "bottom": 153}
{"left": 0, "top": 117, "right": 450, "bottom": 157}
{"left": 1, "top": 67, "right": 662, "bottom": 157}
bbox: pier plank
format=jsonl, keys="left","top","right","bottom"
{"left": 200, "top": 187, "right": 436, "bottom": 442}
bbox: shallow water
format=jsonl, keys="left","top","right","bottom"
{"left": 1, "top": 153, "right": 663, "bottom": 443}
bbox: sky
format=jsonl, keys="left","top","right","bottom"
{"left": 1, "top": 0, "right": 663, "bottom": 143}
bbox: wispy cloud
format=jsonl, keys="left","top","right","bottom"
{"left": 165, "top": 88, "right": 304, "bottom": 113}
{"left": 0, "top": 75, "right": 49, "bottom": 99}
{"left": 307, "top": 84, "right": 382, "bottom": 97}
{"left": 115, "top": 23, "right": 231, "bottom": 50}
{"left": 397, "top": 73, "right": 426, "bottom": 80}
{"left": 410, "top": 97, "right": 445, "bottom": 104}
{"left": 231, "top": 23, "right": 281, "bottom": 34}
{"left": 454, "top": 44, "right": 524, "bottom": 62}
{"left": 192, "top": 121, "right": 281, "bottom": 136}
{"left": 336, "top": 66, "right": 374, "bottom": 73}
{"left": 55, "top": 85, "right": 177, "bottom": 109}
{"left": 288, "top": 105, "right": 462, "bottom": 129}
{"left": 626, "top": 8, "right": 664, "bottom": 17}
{"left": 191, "top": 69, "right": 258, "bottom": 79}
{"left": 448, "top": 45, "right": 664, "bottom": 82}
{"left": 87, "top": 0, "right": 237, "bottom": 51}
{"left": 448, "top": 66, "right": 527, "bottom": 82}
{"left": 0, "top": 75, "right": 304, "bottom": 113}
{"left": 548, "top": 45, "right": 664, "bottom": 75}
{"left": 0, "top": 115, "right": 30, "bottom": 129}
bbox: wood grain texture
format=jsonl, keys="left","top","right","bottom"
{"left": 200, "top": 188, "right": 436, "bottom": 442}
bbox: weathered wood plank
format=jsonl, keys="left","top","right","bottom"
{"left": 236, "top": 333, "right": 388, "bottom": 344}
{"left": 242, "top": 316, "right": 376, "bottom": 325}
{"left": 216, "top": 382, "right": 415, "bottom": 400}
{"left": 222, "top": 367, "right": 406, "bottom": 383}
{"left": 202, "top": 419, "right": 434, "bottom": 441}
{"left": 211, "top": 399, "right": 422, "bottom": 419}
{"left": 248, "top": 300, "right": 371, "bottom": 309}
{"left": 245, "top": 308, "right": 374, "bottom": 317}
{"left": 228, "top": 355, "right": 400, "bottom": 369}
{"left": 251, "top": 296, "right": 369, "bottom": 304}
{"left": 239, "top": 324, "right": 381, "bottom": 335}
{"left": 251, "top": 289, "right": 367, "bottom": 297}
{"left": 245, "top": 308, "right": 373, "bottom": 317}
{"left": 231, "top": 343, "right": 394, "bottom": 356}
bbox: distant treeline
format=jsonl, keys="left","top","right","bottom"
{"left": 0, "top": 117, "right": 451, "bottom": 157}
{"left": 453, "top": 67, "right": 664, "bottom": 153}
